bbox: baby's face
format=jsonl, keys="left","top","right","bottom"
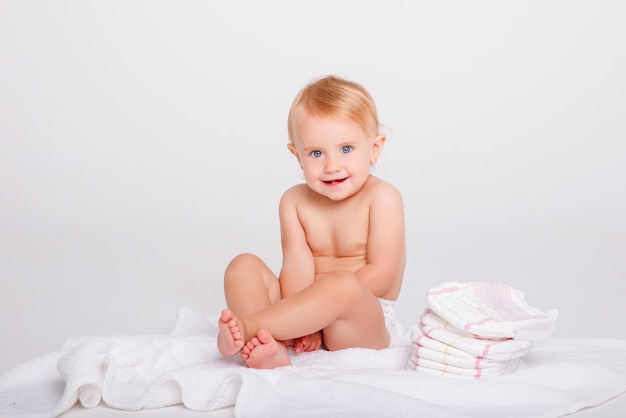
{"left": 288, "top": 114, "right": 383, "bottom": 201}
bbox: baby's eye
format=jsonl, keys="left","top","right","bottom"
{"left": 340, "top": 146, "right": 353, "bottom": 154}
{"left": 311, "top": 150, "right": 323, "bottom": 158}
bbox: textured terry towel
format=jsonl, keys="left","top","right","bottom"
{"left": 2, "top": 307, "right": 626, "bottom": 418}
{"left": 426, "top": 282, "right": 559, "bottom": 340}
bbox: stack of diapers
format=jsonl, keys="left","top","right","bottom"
{"left": 408, "top": 282, "right": 559, "bottom": 379}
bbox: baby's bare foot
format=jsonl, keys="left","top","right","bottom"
{"left": 217, "top": 309, "right": 245, "bottom": 358}
{"left": 241, "top": 329, "right": 291, "bottom": 369}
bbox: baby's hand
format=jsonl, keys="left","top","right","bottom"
{"left": 294, "top": 331, "right": 322, "bottom": 353}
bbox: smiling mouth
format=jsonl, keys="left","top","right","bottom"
{"left": 323, "top": 178, "right": 347, "bottom": 186}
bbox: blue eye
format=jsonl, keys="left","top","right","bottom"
{"left": 340, "top": 146, "right": 353, "bottom": 154}
{"left": 311, "top": 150, "right": 323, "bottom": 158}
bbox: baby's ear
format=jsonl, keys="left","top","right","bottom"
{"left": 287, "top": 143, "right": 303, "bottom": 168}
{"left": 370, "top": 134, "right": 386, "bottom": 164}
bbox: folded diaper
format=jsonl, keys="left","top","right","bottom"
{"left": 419, "top": 309, "right": 533, "bottom": 361}
{"left": 410, "top": 342, "right": 517, "bottom": 370}
{"left": 408, "top": 282, "right": 558, "bottom": 379}
{"left": 408, "top": 353, "right": 520, "bottom": 379}
{"left": 408, "top": 355, "right": 517, "bottom": 379}
{"left": 409, "top": 321, "right": 529, "bottom": 378}
{"left": 425, "top": 282, "right": 558, "bottom": 340}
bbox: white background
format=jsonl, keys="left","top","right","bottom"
{"left": 1, "top": 0, "right": 625, "bottom": 374}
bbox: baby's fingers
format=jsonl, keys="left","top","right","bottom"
{"left": 293, "top": 337, "right": 304, "bottom": 353}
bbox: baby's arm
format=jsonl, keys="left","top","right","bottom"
{"left": 277, "top": 188, "right": 322, "bottom": 352}
{"left": 357, "top": 182, "right": 406, "bottom": 298}
{"left": 277, "top": 188, "right": 316, "bottom": 296}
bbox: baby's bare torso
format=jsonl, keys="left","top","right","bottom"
{"left": 291, "top": 181, "right": 375, "bottom": 280}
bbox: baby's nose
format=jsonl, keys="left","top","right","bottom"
{"left": 324, "top": 156, "right": 341, "bottom": 172}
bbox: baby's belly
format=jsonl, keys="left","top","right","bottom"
{"left": 314, "top": 254, "right": 366, "bottom": 278}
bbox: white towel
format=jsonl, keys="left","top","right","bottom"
{"left": 1, "top": 307, "right": 626, "bottom": 418}
{"left": 426, "top": 282, "right": 559, "bottom": 340}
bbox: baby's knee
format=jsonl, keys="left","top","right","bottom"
{"left": 225, "top": 253, "right": 263, "bottom": 277}
{"left": 227, "top": 253, "right": 260, "bottom": 268}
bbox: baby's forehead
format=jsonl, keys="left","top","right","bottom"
{"left": 293, "top": 110, "right": 375, "bottom": 136}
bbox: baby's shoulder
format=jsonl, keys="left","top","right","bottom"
{"left": 366, "top": 176, "right": 403, "bottom": 201}
{"left": 282, "top": 183, "right": 309, "bottom": 198}
{"left": 279, "top": 183, "right": 310, "bottom": 206}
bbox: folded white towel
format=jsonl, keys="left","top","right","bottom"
{"left": 1, "top": 307, "right": 626, "bottom": 418}
{"left": 426, "top": 282, "right": 558, "bottom": 340}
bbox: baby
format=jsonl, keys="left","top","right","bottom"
{"left": 217, "top": 75, "right": 406, "bottom": 369}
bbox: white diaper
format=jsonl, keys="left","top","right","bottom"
{"left": 379, "top": 297, "right": 401, "bottom": 347}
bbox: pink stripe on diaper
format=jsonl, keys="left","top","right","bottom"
{"left": 482, "top": 343, "right": 492, "bottom": 358}
{"left": 474, "top": 358, "right": 482, "bottom": 379}
{"left": 472, "top": 343, "right": 493, "bottom": 380}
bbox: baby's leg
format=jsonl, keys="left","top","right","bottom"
{"left": 223, "top": 253, "right": 281, "bottom": 316}
{"left": 244, "top": 271, "right": 389, "bottom": 350}
{"left": 321, "top": 281, "right": 389, "bottom": 351}
{"left": 217, "top": 254, "right": 280, "bottom": 357}
{"left": 241, "top": 329, "right": 291, "bottom": 369}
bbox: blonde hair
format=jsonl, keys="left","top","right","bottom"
{"left": 287, "top": 75, "right": 380, "bottom": 143}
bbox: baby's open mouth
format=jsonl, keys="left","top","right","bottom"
{"left": 323, "top": 178, "right": 347, "bottom": 185}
